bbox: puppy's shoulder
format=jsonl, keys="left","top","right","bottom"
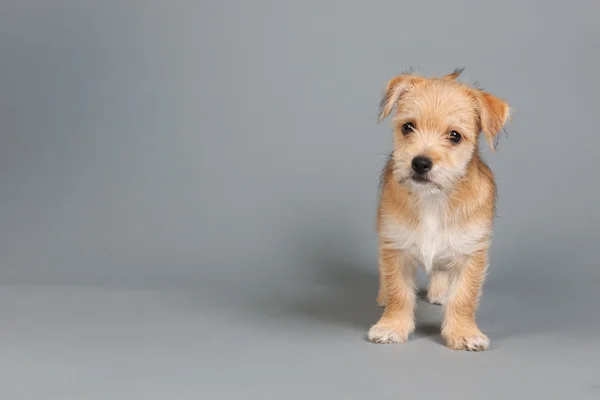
{"left": 452, "top": 155, "right": 497, "bottom": 220}
{"left": 475, "top": 156, "right": 496, "bottom": 192}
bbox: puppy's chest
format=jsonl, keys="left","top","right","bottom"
{"left": 382, "top": 203, "right": 488, "bottom": 271}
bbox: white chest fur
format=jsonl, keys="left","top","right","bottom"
{"left": 381, "top": 195, "right": 490, "bottom": 272}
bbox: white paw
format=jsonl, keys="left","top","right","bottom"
{"left": 444, "top": 331, "right": 490, "bottom": 351}
{"left": 427, "top": 294, "right": 445, "bottom": 306}
{"left": 367, "top": 322, "right": 414, "bottom": 344}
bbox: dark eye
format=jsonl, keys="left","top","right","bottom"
{"left": 401, "top": 122, "right": 415, "bottom": 135}
{"left": 449, "top": 130, "right": 462, "bottom": 143}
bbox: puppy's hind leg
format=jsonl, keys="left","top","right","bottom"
{"left": 427, "top": 269, "right": 449, "bottom": 305}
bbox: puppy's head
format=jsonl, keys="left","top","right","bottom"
{"left": 377, "top": 69, "right": 509, "bottom": 193}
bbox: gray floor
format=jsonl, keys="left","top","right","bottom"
{"left": 1, "top": 265, "right": 599, "bottom": 400}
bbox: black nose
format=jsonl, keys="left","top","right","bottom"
{"left": 412, "top": 156, "right": 432, "bottom": 174}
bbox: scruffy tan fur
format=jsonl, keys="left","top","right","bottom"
{"left": 369, "top": 69, "right": 510, "bottom": 351}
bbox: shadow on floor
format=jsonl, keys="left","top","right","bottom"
{"left": 239, "top": 235, "right": 446, "bottom": 344}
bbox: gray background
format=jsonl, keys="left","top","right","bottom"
{"left": 0, "top": 0, "right": 599, "bottom": 399}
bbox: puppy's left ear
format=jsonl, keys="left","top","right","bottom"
{"left": 476, "top": 91, "right": 510, "bottom": 152}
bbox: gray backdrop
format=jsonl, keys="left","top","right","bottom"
{"left": 1, "top": 1, "right": 599, "bottom": 399}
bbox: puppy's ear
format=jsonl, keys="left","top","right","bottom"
{"left": 476, "top": 91, "right": 510, "bottom": 151}
{"left": 377, "top": 74, "right": 423, "bottom": 123}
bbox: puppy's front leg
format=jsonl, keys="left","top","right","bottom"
{"left": 442, "top": 249, "right": 490, "bottom": 351}
{"left": 368, "top": 243, "right": 416, "bottom": 344}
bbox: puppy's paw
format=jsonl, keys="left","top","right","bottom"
{"left": 443, "top": 329, "right": 490, "bottom": 351}
{"left": 426, "top": 279, "right": 448, "bottom": 306}
{"left": 367, "top": 321, "right": 414, "bottom": 344}
{"left": 426, "top": 293, "right": 445, "bottom": 306}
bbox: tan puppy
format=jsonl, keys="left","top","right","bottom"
{"left": 369, "top": 69, "right": 510, "bottom": 351}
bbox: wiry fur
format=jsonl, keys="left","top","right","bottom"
{"left": 369, "top": 69, "right": 510, "bottom": 351}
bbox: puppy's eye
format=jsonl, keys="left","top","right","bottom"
{"left": 449, "top": 130, "right": 462, "bottom": 143}
{"left": 401, "top": 122, "right": 415, "bottom": 135}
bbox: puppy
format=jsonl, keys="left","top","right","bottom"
{"left": 369, "top": 69, "right": 510, "bottom": 351}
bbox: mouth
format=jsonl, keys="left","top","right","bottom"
{"left": 410, "top": 175, "right": 431, "bottom": 184}
{"left": 401, "top": 174, "right": 444, "bottom": 192}
{"left": 398, "top": 173, "right": 442, "bottom": 190}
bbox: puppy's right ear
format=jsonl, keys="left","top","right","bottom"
{"left": 377, "top": 75, "right": 423, "bottom": 123}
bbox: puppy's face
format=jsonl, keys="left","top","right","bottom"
{"left": 378, "top": 70, "right": 509, "bottom": 193}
